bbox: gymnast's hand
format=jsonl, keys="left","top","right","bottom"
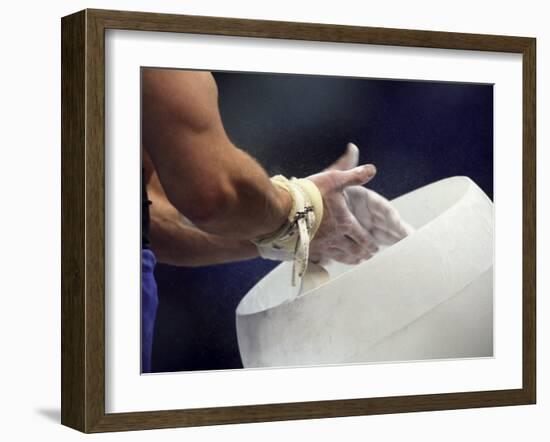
{"left": 309, "top": 143, "right": 413, "bottom": 266}
{"left": 307, "top": 145, "right": 379, "bottom": 266}
{"left": 336, "top": 143, "right": 414, "bottom": 246}
{"left": 345, "top": 185, "right": 414, "bottom": 246}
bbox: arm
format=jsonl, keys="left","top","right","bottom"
{"left": 144, "top": 152, "right": 258, "bottom": 266}
{"left": 142, "top": 69, "right": 291, "bottom": 239}
{"left": 143, "top": 69, "right": 382, "bottom": 270}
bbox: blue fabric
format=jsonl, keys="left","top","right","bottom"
{"left": 141, "top": 248, "right": 159, "bottom": 373}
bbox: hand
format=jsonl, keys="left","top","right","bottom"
{"left": 309, "top": 143, "right": 413, "bottom": 266}
{"left": 307, "top": 145, "right": 379, "bottom": 266}
{"left": 345, "top": 186, "right": 414, "bottom": 246}
{"left": 333, "top": 143, "right": 413, "bottom": 246}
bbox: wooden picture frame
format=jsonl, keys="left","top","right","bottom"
{"left": 61, "top": 8, "right": 536, "bottom": 433}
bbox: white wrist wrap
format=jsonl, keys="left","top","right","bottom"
{"left": 252, "top": 175, "right": 323, "bottom": 286}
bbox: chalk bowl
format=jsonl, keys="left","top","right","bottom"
{"left": 236, "top": 177, "right": 494, "bottom": 368}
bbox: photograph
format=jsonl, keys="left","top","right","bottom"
{"left": 59, "top": 7, "right": 536, "bottom": 432}
{"left": 140, "top": 68, "right": 494, "bottom": 374}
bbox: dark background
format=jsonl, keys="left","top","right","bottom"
{"left": 150, "top": 71, "right": 493, "bottom": 373}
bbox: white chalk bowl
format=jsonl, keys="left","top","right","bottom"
{"left": 236, "top": 177, "right": 494, "bottom": 368}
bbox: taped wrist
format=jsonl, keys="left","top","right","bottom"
{"left": 252, "top": 175, "right": 324, "bottom": 286}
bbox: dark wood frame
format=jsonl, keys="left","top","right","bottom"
{"left": 61, "top": 8, "right": 536, "bottom": 433}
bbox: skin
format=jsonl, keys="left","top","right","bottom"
{"left": 143, "top": 150, "right": 259, "bottom": 266}
{"left": 142, "top": 69, "right": 379, "bottom": 267}
{"left": 142, "top": 69, "right": 292, "bottom": 240}
{"left": 308, "top": 143, "right": 413, "bottom": 266}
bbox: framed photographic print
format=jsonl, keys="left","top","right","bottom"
{"left": 61, "top": 9, "right": 536, "bottom": 433}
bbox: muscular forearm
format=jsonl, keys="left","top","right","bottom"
{"left": 193, "top": 145, "right": 292, "bottom": 239}
{"left": 147, "top": 128, "right": 291, "bottom": 239}
{"left": 144, "top": 165, "right": 260, "bottom": 266}
{"left": 150, "top": 209, "right": 259, "bottom": 266}
{"left": 143, "top": 69, "right": 291, "bottom": 240}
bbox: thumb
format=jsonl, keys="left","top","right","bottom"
{"left": 333, "top": 164, "right": 377, "bottom": 190}
{"left": 325, "top": 142, "right": 360, "bottom": 171}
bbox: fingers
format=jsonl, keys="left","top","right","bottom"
{"left": 310, "top": 217, "right": 377, "bottom": 265}
{"left": 327, "top": 247, "right": 364, "bottom": 265}
{"left": 340, "top": 236, "right": 364, "bottom": 256}
{"left": 370, "top": 227, "right": 402, "bottom": 245}
{"left": 353, "top": 187, "right": 413, "bottom": 239}
{"left": 326, "top": 243, "right": 374, "bottom": 265}
{"left": 346, "top": 217, "right": 379, "bottom": 255}
{"left": 333, "top": 164, "right": 377, "bottom": 190}
{"left": 369, "top": 199, "right": 411, "bottom": 238}
{"left": 326, "top": 142, "right": 360, "bottom": 171}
